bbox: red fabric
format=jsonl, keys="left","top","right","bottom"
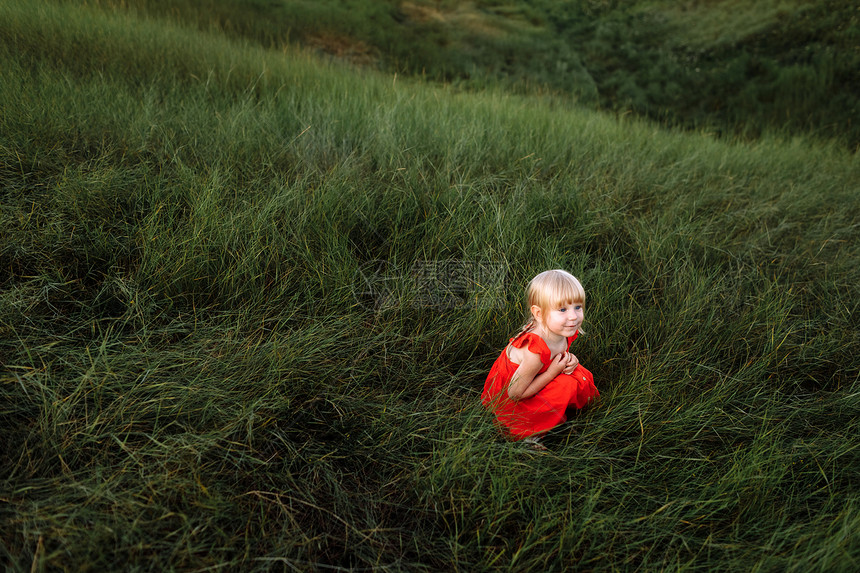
{"left": 481, "top": 331, "right": 599, "bottom": 440}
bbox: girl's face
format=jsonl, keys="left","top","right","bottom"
{"left": 537, "top": 301, "right": 584, "bottom": 338}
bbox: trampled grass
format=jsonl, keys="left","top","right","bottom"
{"left": 1, "top": 0, "right": 859, "bottom": 571}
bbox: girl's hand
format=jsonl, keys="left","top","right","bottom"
{"left": 548, "top": 352, "right": 569, "bottom": 376}
{"left": 562, "top": 353, "right": 579, "bottom": 375}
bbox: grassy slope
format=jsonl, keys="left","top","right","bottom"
{"left": 73, "top": 0, "right": 860, "bottom": 147}
{"left": 535, "top": 0, "right": 860, "bottom": 145}
{"left": 1, "top": 0, "right": 859, "bottom": 571}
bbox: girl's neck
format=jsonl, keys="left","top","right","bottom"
{"left": 532, "top": 323, "right": 566, "bottom": 347}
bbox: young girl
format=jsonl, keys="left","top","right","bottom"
{"left": 482, "top": 269, "right": 599, "bottom": 448}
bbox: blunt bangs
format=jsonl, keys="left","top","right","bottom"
{"left": 528, "top": 269, "right": 585, "bottom": 312}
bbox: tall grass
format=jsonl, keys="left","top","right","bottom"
{"left": 1, "top": 0, "right": 859, "bottom": 570}
{"left": 50, "top": 0, "right": 860, "bottom": 146}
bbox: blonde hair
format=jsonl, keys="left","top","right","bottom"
{"left": 516, "top": 269, "right": 585, "bottom": 337}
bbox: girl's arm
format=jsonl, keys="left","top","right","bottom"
{"left": 507, "top": 351, "right": 568, "bottom": 400}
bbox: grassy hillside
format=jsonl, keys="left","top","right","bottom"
{"left": 535, "top": 0, "right": 860, "bottom": 145}
{"left": 2, "top": 0, "right": 859, "bottom": 571}
{"left": 68, "top": 0, "right": 860, "bottom": 147}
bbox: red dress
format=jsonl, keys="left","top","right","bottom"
{"left": 481, "top": 331, "right": 599, "bottom": 439}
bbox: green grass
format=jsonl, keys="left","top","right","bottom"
{"left": 2, "top": 0, "right": 859, "bottom": 571}
{"left": 71, "top": 0, "right": 860, "bottom": 147}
